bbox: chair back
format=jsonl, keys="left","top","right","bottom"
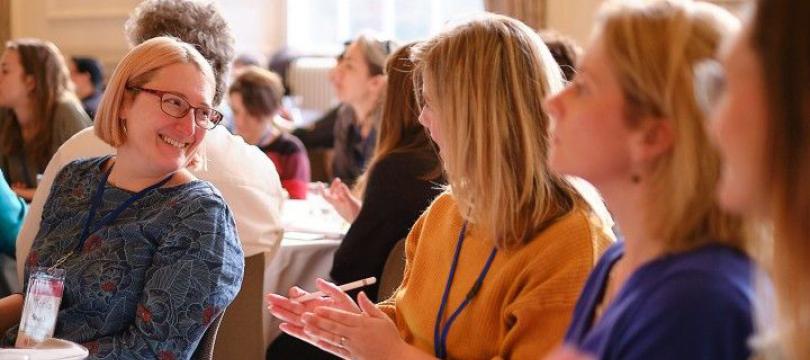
{"left": 192, "top": 309, "right": 226, "bottom": 360}
{"left": 378, "top": 238, "right": 407, "bottom": 300}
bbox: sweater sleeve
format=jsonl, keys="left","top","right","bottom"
{"left": 494, "top": 261, "right": 593, "bottom": 358}
{"left": 82, "top": 193, "right": 245, "bottom": 359}
{"left": 330, "top": 154, "right": 441, "bottom": 301}
{"left": 494, "top": 211, "right": 604, "bottom": 359}
{"left": 610, "top": 271, "right": 753, "bottom": 360}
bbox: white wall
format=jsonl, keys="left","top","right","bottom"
{"left": 10, "top": 0, "right": 288, "bottom": 74}
{"left": 546, "top": 0, "right": 603, "bottom": 47}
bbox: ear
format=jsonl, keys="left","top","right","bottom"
{"left": 369, "top": 74, "right": 386, "bottom": 93}
{"left": 629, "top": 117, "right": 674, "bottom": 164}
{"left": 24, "top": 75, "right": 35, "bottom": 93}
{"left": 118, "top": 91, "right": 134, "bottom": 123}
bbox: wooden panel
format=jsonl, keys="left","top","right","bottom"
{"left": 0, "top": 0, "right": 10, "bottom": 47}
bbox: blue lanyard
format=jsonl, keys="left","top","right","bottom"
{"left": 75, "top": 166, "right": 174, "bottom": 253}
{"left": 433, "top": 221, "right": 498, "bottom": 359}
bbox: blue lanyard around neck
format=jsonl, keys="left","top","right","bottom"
{"left": 433, "top": 221, "right": 498, "bottom": 359}
{"left": 74, "top": 165, "right": 174, "bottom": 253}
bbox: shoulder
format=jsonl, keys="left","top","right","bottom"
{"left": 643, "top": 245, "right": 754, "bottom": 304}
{"left": 617, "top": 245, "right": 755, "bottom": 336}
{"left": 195, "top": 126, "right": 281, "bottom": 187}
{"left": 523, "top": 205, "right": 613, "bottom": 263}
{"left": 47, "top": 156, "right": 109, "bottom": 199}
{"left": 608, "top": 246, "right": 755, "bottom": 359}
{"left": 266, "top": 133, "right": 307, "bottom": 155}
{"left": 168, "top": 180, "right": 230, "bottom": 210}
{"left": 53, "top": 97, "right": 91, "bottom": 125}
{"left": 56, "top": 156, "right": 108, "bottom": 182}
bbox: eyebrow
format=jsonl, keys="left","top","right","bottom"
{"left": 156, "top": 87, "right": 213, "bottom": 108}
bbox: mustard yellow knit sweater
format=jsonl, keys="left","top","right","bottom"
{"left": 379, "top": 192, "right": 613, "bottom": 359}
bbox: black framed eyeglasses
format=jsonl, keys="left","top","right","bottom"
{"left": 126, "top": 86, "right": 223, "bottom": 130}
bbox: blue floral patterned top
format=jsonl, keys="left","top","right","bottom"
{"left": 3, "top": 156, "right": 244, "bottom": 360}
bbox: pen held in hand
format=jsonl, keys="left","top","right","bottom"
{"left": 295, "top": 277, "right": 377, "bottom": 302}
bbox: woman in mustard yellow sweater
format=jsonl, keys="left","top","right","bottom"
{"left": 267, "top": 14, "right": 613, "bottom": 360}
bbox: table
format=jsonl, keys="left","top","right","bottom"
{"left": 0, "top": 338, "right": 88, "bottom": 359}
{"left": 265, "top": 197, "right": 348, "bottom": 343}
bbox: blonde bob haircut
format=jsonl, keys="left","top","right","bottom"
{"left": 95, "top": 36, "right": 215, "bottom": 147}
{"left": 412, "top": 14, "right": 580, "bottom": 249}
{"left": 596, "top": 0, "right": 747, "bottom": 251}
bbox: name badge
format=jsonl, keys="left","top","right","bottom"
{"left": 15, "top": 267, "right": 65, "bottom": 348}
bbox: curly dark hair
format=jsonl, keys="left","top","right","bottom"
{"left": 124, "top": 0, "right": 235, "bottom": 105}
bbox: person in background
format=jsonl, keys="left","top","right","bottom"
{"left": 266, "top": 42, "right": 445, "bottom": 359}
{"left": 267, "top": 14, "right": 614, "bottom": 359}
{"left": 14, "top": 0, "right": 285, "bottom": 287}
{"left": 329, "top": 35, "right": 394, "bottom": 186}
{"left": 0, "top": 36, "right": 243, "bottom": 358}
{"left": 0, "top": 39, "right": 91, "bottom": 202}
{"left": 543, "top": 1, "right": 753, "bottom": 359}
{"left": 540, "top": 31, "right": 582, "bottom": 82}
{"left": 707, "top": 0, "right": 810, "bottom": 358}
{"left": 0, "top": 173, "right": 25, "bottom": 298}
{"left": 69, "top": 56, "right": 105, "bottom": 119}
{"left": 229, "top": 66, "right": 310, "bottom": 199}
{"left": 0, "top": 172, "right": 25, "bottom": 258}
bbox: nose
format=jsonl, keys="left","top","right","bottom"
{"left": 176, "top": 110, "right": 197, "bottom": 137}
{"left": 544, "top": 91, "right": 565, "bottom": 123}
{"left": 329, "top": 67, "right": 340, "bottom": 85}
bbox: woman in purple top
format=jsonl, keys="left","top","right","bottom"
{"left": 543, "top": 1, "right": 754, "bottom": 359}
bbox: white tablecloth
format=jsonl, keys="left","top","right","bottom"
{"left": 0, "top": 338, "right": 88, "bottom": 359}
{"left": 264, "top": 197, "right": 348, "bottom": 343}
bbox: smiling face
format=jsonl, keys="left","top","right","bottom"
{"left": 710, "top": 26, "right": 769, "bottom": 216}
{"left": 0, "top": 49, "right": 33, "bottom": 109}
{"left": 117, "top": 62, "right": 214, "bottom": 176}
{"left": 544, "top": 36, "right": 636, "bottom": 189}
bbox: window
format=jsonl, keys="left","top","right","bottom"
{"left": 287, "top": 0, "right": 485, "bottom": 54}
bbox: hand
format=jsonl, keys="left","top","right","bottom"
{"left": 321, "top": 178, "right": 361, "bottom": 223}
{"left": 302, "top": 291, "right": 407, "bottom": 360}
{"left": 542, "top": 345, "right": 596, "bottom": 360}
{"left": 11, "top": 183, "right": 35, "bottom": 202}
{"left": 267, "top": 279, "right": 362, "bottom": 348}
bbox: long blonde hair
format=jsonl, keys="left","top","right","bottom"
{"left": 596, "top": 0, "right": 747, "bottom": 252}
{"left": 751, "top": 0, "right": 810, "bottom": 357}
{"left": 412, "top": 14, "right": 577, "bottom": 249}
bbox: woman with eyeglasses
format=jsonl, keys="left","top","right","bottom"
{"left": 0, "top": 39, "right": 91, "bottom": 202}
{"left": 708, "top": 0, "right": 809, "bottom": 358}
{"left": 268, "top": 14, "right": 614, "bottom": 359}
{"left": 542, "top": 1, "right": 754, "bottom": 359}
{"left": 0, "top": 37, "right": 244, "bottom": 359}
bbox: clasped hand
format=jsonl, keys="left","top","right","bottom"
{"left": 266, "top": 278, "right": 404, "bottom": 360}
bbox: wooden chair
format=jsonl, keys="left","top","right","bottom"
{"left": 192, "top": 309, "right": 225, "bottom": 360}
{"left": 378, "top": 238, "right": 407, "bottom": 301}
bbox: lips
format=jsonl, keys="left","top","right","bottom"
{"left": 159, "top": 134, "right": 189, "bottom": 149}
